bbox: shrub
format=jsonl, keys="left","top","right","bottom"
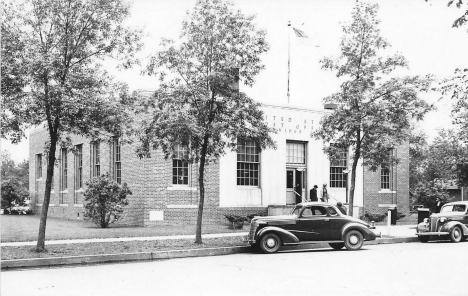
{"left": 224, "top": 214, "right": 247, "bottom": 229}
{"left": 360, "top": 211, "right": 386, "bottom": 223}
{"left": 83, "top": 173, "right": 131, "bottom": 228}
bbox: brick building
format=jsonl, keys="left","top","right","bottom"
{"left": 29, "top": 103, "right": 410, "bottom": 226}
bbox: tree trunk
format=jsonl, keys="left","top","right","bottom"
{"left": 195, "top": 133, "right": 210, "bottom": 244}
{"left": 36, "top": 132, "right": 58, "bottom": 252}
{"left": 348, "top": 132, "right": 362, "bottom": 218}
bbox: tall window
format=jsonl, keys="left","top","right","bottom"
{"left": 36, "top": 154, "right": 42, "bottom": 179}
{"left": 286, "top": 142, "right": 305, "bottom": 164}
{"left": 173, "top": 145, "right": 189, "bottom": 185}
{"left": 330, "top": 150, "right": 347, "bottom": 188}
{"left": 237, "top": 141, "right": 259, "bottom": 186}
{"left": 91, "top": 142, "right": 100, "bottom": 177}
{"left": 381, "top": 149, "right": 393, "bottom": 190}
{"left": 60, "top": 148, "right": 68, "bottom": 204}
{"left": 74, "top": 144, "right": 83, "bottom": 204}
{"left": 113, "top": 137, "right": 121, "bottom": 184}
{"left": 75, "top": 144, "right": 83, "bottom": 188}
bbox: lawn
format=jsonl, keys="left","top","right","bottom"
{"left": 1, "top": 215, "right": 250, "bottom": 260}
{"left": 1, "top": 215, "right": 248, "bottom": 243}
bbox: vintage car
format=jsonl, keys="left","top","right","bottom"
{"left": 248, "top": 202, "right": 378, "bottom": 253}
{"left": 416, "top": 201, "right": 468, "bottom": 243}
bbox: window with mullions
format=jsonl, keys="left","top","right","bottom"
{"left": 381, "top": 149, "right": 393, "bottom": 190}
{"left": 330, "top": 150, "right": 347, "bottom": 188}
{"left": 237, "top": 141, "right": 260, "bottom": 186}
{"left": 381, "top": 165, "right": 390, "bottom": 189}
{"left": 113, "top": 137, "right": 122, "bottom": 184}
{"left": 91, "top": 142, "right": 100, "bottom": 178}
{"left": 36, "top": 154, "right": 42, "bottom": 179}
{"left": 60, "top": 148, "right": 68, "bottom": 204}
{"left": 173, "top": 145, "right": 189, "bottom": 185}
{"left": 286, "top": 142, "right": 305, "bottom": 164}
{"left": 75, "top": 144, "right": 83, "bottom": 189}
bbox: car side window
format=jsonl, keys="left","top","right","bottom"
{"left": 454, "top": 205, "right": 466, "bottom": 212}
{"left": 311, "top": 206, "right": 327, "bottom": 216}
{"left": 302, "top": 208, "right": 313, "bottom": 217}
{"left": 328, "top": 207, "right": 338, "bottom": 216}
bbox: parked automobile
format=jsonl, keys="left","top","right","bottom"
{"left": 247, "top": 202, "right": 379, "bottom": 254}
{"left": 416, "top": 201, "right": 468, "bottom": 243}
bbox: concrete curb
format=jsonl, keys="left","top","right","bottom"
{"left": 1, "top": 236, "right": 418, "bottom": 270}
{"left": 1, "top": 246, "right": 252, "bottom": 270}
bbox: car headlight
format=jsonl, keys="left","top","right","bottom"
{"left": 423, "top": 218, "right": 429, "bottom": 223}
{"left": 440, "top": 217, "right": 447, "bottom": 223}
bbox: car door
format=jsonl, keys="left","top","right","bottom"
{"left": 296, "top": 206, "right": 329, "bottom": 241}
{"left": 326, "top": 206, "right": 348, "bottom": 241}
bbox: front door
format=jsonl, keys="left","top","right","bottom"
{"left": 286, "top": 169, "right": 296, "bottom": 205}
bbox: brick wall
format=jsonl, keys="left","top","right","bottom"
{"left": 363, "top": 142, "right": 410, "bottom": 217}
{"left": 29, "top": 128, "right": 267, "bottom": 227}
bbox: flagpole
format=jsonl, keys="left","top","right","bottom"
{"left": 287, "top": 21, "right": 291, "bottom": 104}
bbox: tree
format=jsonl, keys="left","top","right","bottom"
{"left": 138, "top": 0, "right": 275, "bottom": 244}
{"left": 412, "top": 180, "right": 451, "bottom": 213}
{"left": 83, "top": 174, "right": 131, "bottom": 228}
{"left": 313, "top": 3, "right": 433, "bottom": 216}
{"left": 1, "top": 0, "right": 142, "bottom": 251}
{"left": 426, "top": 0, "right": 468, "bottom": 29}
{"left": 409, "top": 128, "right": 429, "bottom": 190}
{"left": 1, "top": 151, "right": 29, "bottom": 209}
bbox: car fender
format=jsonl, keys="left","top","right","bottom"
{"left": 341, "top": 222, "right": 377, "bottom": 241}
{"left": 256, "top": 226, "right": 299, "bottom": 244}
{"left": 441, "top": 221, "right": 468, "bottom": 235}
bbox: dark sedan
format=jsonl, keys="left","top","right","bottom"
{"left": 248, "top": 202, "right": 378, "bottom": 253}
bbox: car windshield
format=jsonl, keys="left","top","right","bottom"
{"left": 441, "top": 204, "right": 466, "bottom": 213}
{"left": 290, "top": 206, "right": 301, "bottom": 216}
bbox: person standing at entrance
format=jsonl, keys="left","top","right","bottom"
{"left": 295, "top": 183, "right": 302, "bottom": 204}
{"left": 321, "top": 183, "right": 329, "bottom": 203}
{"left": 309, "top": 185, "right": 318, "bottom": 202}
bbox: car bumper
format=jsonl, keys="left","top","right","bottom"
{"left": 416, "top": 232, "right": 449, "bottom": 236}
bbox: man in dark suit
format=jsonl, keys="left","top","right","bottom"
{"left": 435, "top": 197, "right": 444, "bottom": 213}
{"left": 336, "top": 202, "right": 347, "bottom": 215}
{"left": 309, "top": 185, "right": 318, "bottom": 202}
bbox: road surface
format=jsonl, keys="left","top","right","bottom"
{"left": 2, "top": 241, "right": 467, "bottom": 296}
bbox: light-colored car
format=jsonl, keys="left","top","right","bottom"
{"left": 416, "top": 201, "right": 468, "bottom": 243}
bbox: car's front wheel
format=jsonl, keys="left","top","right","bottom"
{"left": 450, "top": 226, "right": 463, "bottom": 243}
{"left": 344, "top": 230, "right": 364, "bottom": 251}
{"left": 329, "top": 243, "right": 345, "bottom": 250}
{"left": 418, "top": 235, "right": 430, "bottom": 243}
{"left": 259, "top": 233, "right": 282, "bottom": 254}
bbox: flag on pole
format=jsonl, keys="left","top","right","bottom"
{"left": 292, "top": 27, "right": 308, "bottom": 38}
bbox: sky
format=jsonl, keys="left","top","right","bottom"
{"left": 2, "top": 0, "right": 467, "bottom": 163}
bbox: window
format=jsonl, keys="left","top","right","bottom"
{"left": 36, "top": 154, "right": 42, "bottom": 179}
{"left": 328, "top": 207, "right": 338, "bottom": 216}
{"left": 113, "top": 137, "right": 122, "bottom": 184}
{"left": 74, "top": 144, "right": 83, "bottom": 204}
{"left": 237, "top": 141, "right": 259, "bottom": 186}
{"left": 91, "top": 142, "right": 100, "bottom": 177}
{"left": 172, "top": 145, "right": 189, "bottom": 185}
{"left": 60, "top": 148, "right": 68, "bottom": 203}
{"left": 381, "top": 149, "right": 393, "bottom": 190}
{"left": 75, "top": 144, "right": 83, "bottom": 189}
{"left": 286, "top": 142, "right": 305, "bottom": 164}
{"left": 330, "top": 150, "right": 347, "bottom": 188}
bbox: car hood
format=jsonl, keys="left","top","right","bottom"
{"left": 252, "top": 215, "right": 297, "bottom": 223}
{"left": 430, "top": 212, "right": 466, "bottom": 219}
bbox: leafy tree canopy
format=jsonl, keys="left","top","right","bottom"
{"left": 313, "top": 2, "right": 433, "bottom": 216}
{"left": 138, "top": 0, "right": 275, "bottom": 243}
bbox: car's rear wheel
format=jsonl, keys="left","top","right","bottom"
{"left": 450, "top": 226, "right": 463, "bottom": 243}
{"left": 329, "top": 243, "right": 345, "bottom": 250}
{"left": 344, "top": 230, "right": 364, "bottom": 251}
{"left": 418, "top": 236, "right": 430, "bottom": 243}
{"left": 259, "top": 233, "right": 282, "bottom": 254}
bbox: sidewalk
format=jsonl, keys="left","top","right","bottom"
{"left": 1, "top": 225, "right": 418, "bottom": 270}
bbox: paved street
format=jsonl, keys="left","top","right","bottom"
{"left": 2, "top": 242, "right": 467, "bottom": 296}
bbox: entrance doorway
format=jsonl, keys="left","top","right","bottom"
{"left": 286, "top": 169, "right": 306, "bottom": 205}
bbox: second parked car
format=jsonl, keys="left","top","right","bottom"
{"left": 248, "top": 202, "right": 378, "bottom": 253}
